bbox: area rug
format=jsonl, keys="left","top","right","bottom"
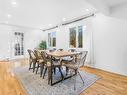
{"left": 13, "top": 66, "right": 100, "bottom": 95}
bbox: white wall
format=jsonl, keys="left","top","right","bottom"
{"left": 92, "top": 13, "right": 127, "bottom": 76}
{"left": 25, "top": 29, "right": 45, "bottom": 53}
{"left": 0, "top": 25, "right": 12, "bottom": 60}
{"left": 44, "top": 12, "right": 127, "bottom": 76}
{"left": 0, "top": 24, "right": 45, "bottom": 60}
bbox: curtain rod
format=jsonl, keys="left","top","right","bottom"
{"left": 42, "top": 26, "right": 58, "bottom": 32}
{"left": 42, "top": 13, "right": 94, "bottom": 32}
{"left": 62, "top": 13, "right": 94, "bottom": 25}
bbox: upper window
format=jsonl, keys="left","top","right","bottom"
{"left": 48, "top": 32, "right": 56, "bottom": 47}
{"left": 69, "top": 26, "right": 84, "bottom": 48}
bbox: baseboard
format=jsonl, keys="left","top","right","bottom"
{"left": 84, "top": 65, "right": 127, "bottom": 77}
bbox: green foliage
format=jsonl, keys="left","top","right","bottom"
{"left": 39, "top": 40, "right": 47, "bottom": 49}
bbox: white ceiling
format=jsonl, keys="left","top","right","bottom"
{"left": 0, "top": 0, "right": 96, "bottom": 29}
{"left": 101, "top": 0, "right": 127, "bottom": 7}
{"left": 0, "top": 0, "right": 126, "bottom": 29}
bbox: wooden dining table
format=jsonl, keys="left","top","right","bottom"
{"left": 45, "top": 50, "right": 81, "bottom": 86}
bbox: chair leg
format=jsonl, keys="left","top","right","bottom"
{"left": 66, "top": 67, "right": 69, "bottom": 75}
{"left": 58, "top": 67, "right": 64, "bottom": 79}
{"left": 75, "top": 69, "right": 77, "bottom": 75}
{"left": 40, "top": 64, "right": 44, "bottom": 77}
{"left": 43, "top": 67, "right": 47, "bottom": 79}
{"left": 36, "top": 63, "right": 39, "bottom": 74}
{"left": 33, "top": 61, "right": 36, "bottom": 73}
{"left": 54, "top": 68, "right": 56, "bottom": 74}
{"left": 78, "top": 71, "right": 84, "bottom": 84}
{"left": 29, "top": 60, "right": 32, "bottom": 70}
{"left": 48, "top": 67, "right": 51, "bottom": 84}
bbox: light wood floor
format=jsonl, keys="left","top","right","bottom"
{"left": 0, "top": 59, "right": 127, "bottom": 95}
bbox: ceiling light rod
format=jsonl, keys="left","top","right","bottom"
{"left": 62, "top": 13, "right": 94, "bottom": 25}
{"left": 42, "top": 25, "right": 58, "bottom": 32}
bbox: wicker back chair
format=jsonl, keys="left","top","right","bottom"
{"left": 62, "top": 49, "right": 76, "bottom": 63}
{"left": 27, "top": 49, "right": 37, "bottom": 72}
{"left": 63, "top": 51, "right": 88, "bottom": 86}
{"left": 41, "top": 51, "right": 63, "bottom": 84}
{"left": 34, "top": 50, "right": 45, "bottom": 75}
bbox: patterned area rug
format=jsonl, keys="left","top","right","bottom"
{"left": 14, "top": 66, "right": 100, "bottom": 95}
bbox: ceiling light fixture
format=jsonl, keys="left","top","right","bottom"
{"left": 7, "top": 14, "right": 12, "bottom": 18}
{"left": 11, "top": 1, "right": 17, "bottom": 7}
{"left": 62, "top": 18, "right": 66, "bottom": 22}
{"left": 12, "top": 1, "right": 17, "bottom": 5}
{"left": 48, "top": 24, "right": 52, "bottom": 27}
{"left": 86, "top": 9, "right": 89, "bottom": 11}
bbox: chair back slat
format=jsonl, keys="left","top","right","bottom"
{"left": 57, "top": 49, "right": 63, "bottom": 51}
{"left": 27, "top": 49, "right": 36, "bottom": 60}
{"left": 34, "top": 50, "right": 42, "bottom": 60}
{"left": 40, "top": 51, "right": 48, "bottom": 63}
{"left": 68, "top": 49, "right": 76, "bottom": 52}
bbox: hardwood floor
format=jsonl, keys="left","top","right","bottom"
{"left": 0, "top": 59, "right": 127, "bottom": 95}
{"left": 80, "top": 67, "right": 127, "bottom": 95}
{"left": 0, "top": 60, "right": 27, "bottom": 95}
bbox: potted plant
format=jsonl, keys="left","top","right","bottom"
{"left": 39, "top": 40, "right": 47, "bottom": 50}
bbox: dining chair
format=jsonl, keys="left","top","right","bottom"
{"left": 62, "top": 51, "right": 88, "bottom": 87}
{"left": 41, "top": 51, "right": 63, "bottom": 84}
{"left": 61, "top": 49, "right": 77, "bottom": 75}
{"left": 27, "top": 49, "right": 37, "bottom": 72}
{"left": 34, "top": 50, "right": 45, "bottom": 75}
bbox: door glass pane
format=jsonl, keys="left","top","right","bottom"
{"left": 14, "top": 32, "right": 24, "bottom": 56}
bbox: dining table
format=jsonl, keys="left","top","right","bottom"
{"left": 45, "top": 50, "right": 81, "bottom": 86}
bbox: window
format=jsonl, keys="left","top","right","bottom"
{"left": 69, "top": 26, "right": 84, "bottom": 48}
{"left": 48, "top": 32, "right": 56, "bottom": 47}
{"left": 14, "top": 32, "right": 24, "bottom": 56}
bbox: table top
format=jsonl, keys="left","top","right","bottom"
{"left": 46, "top": 51, "right": 80, "bottom": 57}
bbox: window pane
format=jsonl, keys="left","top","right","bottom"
{"left": 78, "top": 26, "right": 83, "bottom": 48}
{"left": 70, "top": 27, "right": 76, "bottom": 48}
{"left": 52, "top": 32, "right": 56, "bottom": 47}
{"left": 48, "top": 32, "right": 56, "bottom": 47}
{"left": 48, "top": 33, "right": 51, "bottom": 47}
